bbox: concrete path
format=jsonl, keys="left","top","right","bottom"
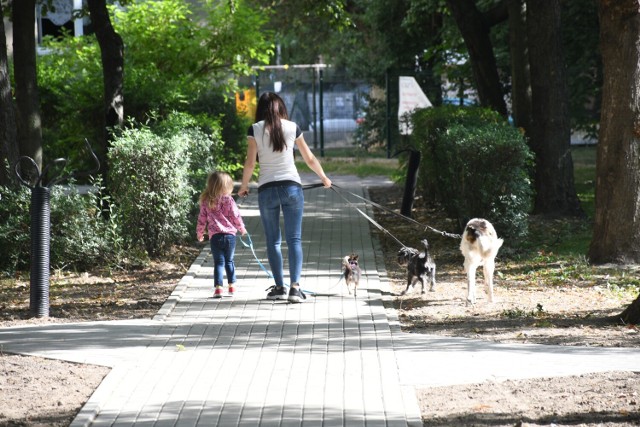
{"left": 1, "top": 174, "right": 638, "bottom": 427}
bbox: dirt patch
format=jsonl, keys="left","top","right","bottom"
{"left": 0, "top": 353, "right": 109, "bottom": 427}
{"left": 419, "top": 371, "right": 640, "bottom": 427}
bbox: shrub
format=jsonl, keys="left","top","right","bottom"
{"left": 108, "top": 127, "right": 192, "bottom": 256}
{"left": 150, "top": 111, "right": 225, "bottom": 231}
{"left": 411, "top": 106, "right": 534, "bottom": 238}
{"left": 411, "top": 105, "right": 505, "bottom": 202}
{"left": 0, "top": 186, "right": 31, "bottom": 272}
{"left": 0, "top": 181, "right": 119, "bottom": 274}
{"left": 49, "top": 184, "right": 119, "bottom": 270}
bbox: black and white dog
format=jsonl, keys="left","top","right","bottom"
{"left": 397, "top": 239, "right": 436, "bottom": 295}
{"left": 342, "top": 253, "right": 361, "bottom": 296}
{"left": 460, "top": 218, "right": 504, "bottom": 305}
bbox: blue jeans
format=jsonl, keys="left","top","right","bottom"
{"left": 258, "top": 184, "right": 304, "bottom": 286}
{"left": 210, "top": 233, "right": 237, "bottom": 286}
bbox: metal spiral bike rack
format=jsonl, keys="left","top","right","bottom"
{"left": 13, "top": 140, "right": 100, "bottom": 318}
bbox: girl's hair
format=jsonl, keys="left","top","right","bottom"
{"left": 199, "top": 171, "right": 234, "bottom": 208}
{"left": 255, "top": 92, "right": 289, "bottom": 152}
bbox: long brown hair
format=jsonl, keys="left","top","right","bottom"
{"left": 199, "top": 171, "right": 234, "bottom": 209}
{"left": 255, "top": 92, "right": 289, "bottom": 152}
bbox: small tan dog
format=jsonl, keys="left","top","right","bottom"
{"left": 460, "top": 218, "right": 503, "bottom": 305}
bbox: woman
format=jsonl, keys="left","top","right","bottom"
{"left": 238, "top": 92, "right": 332, "bottom": 303}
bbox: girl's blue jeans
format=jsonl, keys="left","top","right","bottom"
{"left": 210, "top": 233, "right": 237, "bottom": 286}
{"left": 258, "top": 184, "right": 304, "bottom": 286}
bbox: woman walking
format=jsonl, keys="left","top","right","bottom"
{"left": 238, "top": 92, "right": 332, "bottom": 303}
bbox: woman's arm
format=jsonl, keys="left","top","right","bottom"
{"left": 295, "top": 135, "right": 332, "bottom": 188}
{"left": 238, "top": 137, "right": 258, "bottom": 197}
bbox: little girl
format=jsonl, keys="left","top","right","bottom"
{"left": 197, "top": 171, "right": 246, "bottom": 298}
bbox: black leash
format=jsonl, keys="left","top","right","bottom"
{"left": 329, "top": 185, "right": 409, "bottom": 248}
{"left": 330, "top": 183, "right": 462, "bottom": 240}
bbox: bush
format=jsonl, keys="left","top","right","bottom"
{"left": 0, "top": 186, "right": 31, "bottom": 272}
{"left": 108, "top": 127, "right": 192, "bottom": 256}
{"left": 411, "top": 105, "right": 505, "bottom": 202}
{"left": 411, "top": 106, "right": 534, "bottom": 238}
{"left": 150, "top": 111, "right": 225, "bottom": 232}
{"left": 0, "top": 181, "right": 119, "bottom": 274}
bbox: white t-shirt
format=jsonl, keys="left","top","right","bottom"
{"left": 249, "top": 119, "right": 303, "bottom": 187}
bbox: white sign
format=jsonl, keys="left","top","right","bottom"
{"left": 46, "top": 0, "right": 73, "bottom": 26}
{"left": 398, "top": 76, "right": 432, "bottom": 135}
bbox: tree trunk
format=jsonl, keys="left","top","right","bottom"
{"left": 618, "top": 292, "right": 640, "bottom": 325}
{"left": 589, "top": 1, "right": 640, "bottom": 263}
{"left": 526, "top": 0, "right": 582, "bottom": 216}
{"left": 0, "top": 3, "right": 19, "bottom": 187}
{"left": 86, "top": 0, "right": 124, "bottom": 181}
{"left": 12, "top": 0, "right": 42, "bottom": 182}
{"left": 446, "top": 0, "right": 508, "bottom": 117}
{"left": 507, "top": 0, "right": 532, "bottom": 131}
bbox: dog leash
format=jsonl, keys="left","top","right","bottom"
{"left": 329, "top": 185, "right": 410, "bottom": 248}
{"left": 330, "top": 184, "right": 462, "bottom": 240}
{"left": 238, "top": 232, "right": 274, "bottom": 280}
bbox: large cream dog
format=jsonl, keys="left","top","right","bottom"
{"left": 460, "top": 218, "right": 503, "bottom": 305}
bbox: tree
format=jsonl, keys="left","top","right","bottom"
{"left": 526, "top": 0, "right": 582, "bottom": 216}
{"left": 86, "top": 0, "right": 124, "bottom": 180}
{"left": 446, "top": 0, "right": 508, "bottom": 117}
{"left": 589, "top": 1, "right": 640, "bottom": 265}
{"left": 0, "top": 1, "right": 18, "bottom": 186}
{"left": 12, "top": 0, "right": 43, "bottom": 181}
{"left": 246, "top": 0, "right": 352, "bottom": 65}
{"left": 506, "top": 0, "right": 531, "bottom": 130}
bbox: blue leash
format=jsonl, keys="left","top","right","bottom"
{"left": 238, "top": 228, "right": 316, "bottom": 296}
{"left": 238, "top": 232, "right": 273, "bottom": 280}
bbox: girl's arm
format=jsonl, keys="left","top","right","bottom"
{"left": 196, "top": 203, "right": 208, "bottom": 241}
{"left": 296, "top": 135, "right": 332, "bottom": 188}
{"left": 238, "top": 137, "right": 258, "bottom": 197}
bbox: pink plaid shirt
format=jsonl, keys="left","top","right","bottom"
{"left": 196, "top": 195, "right": 246, "bottom": 239}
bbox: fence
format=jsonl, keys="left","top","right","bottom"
{"left": 239, "top": 65, "right": 370, "bottom": 155}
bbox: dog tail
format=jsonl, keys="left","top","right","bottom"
{"left": 479, "top": 236, "right": 503, "bottom": 257}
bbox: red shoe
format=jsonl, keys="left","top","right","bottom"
{"left": 213, "top": 286, "right": 223, "bottom": 298}
{"left": 228, "top": 285, "right": 235, "bottom": 296}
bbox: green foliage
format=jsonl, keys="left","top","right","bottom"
{"left": 0, "top": 186, "right": 31, "bottom": 272}
{"left": 108, "top": 127, "right": 193, "bottom": 257}
{"left": 0, "top": 181, "right": 120, "bottom": 274}
{"left": 411, "top": 106, "right": 534, "bottom": 238}
{"left": 36, "top": 0, "right": 271, "bottom": 170}
{"left": 149, "top": 111, "right": 225, "bottom": 232}
{"left": 37, "top": 34, "right": 104, "bottom": 166}
{"left": 48, "top": 184, "right": 119, "bottom": 270}
{"left": 411, "top": 105, "right": 504, "bottom": 200}
{"left": 113, "top": 0, "right": 272, "bottom": 119}
{"left": 185, "top": 91, "right": 252, "bottom": 177}
{"left": 246, "top": 0, "right": 351, "bottom": 65}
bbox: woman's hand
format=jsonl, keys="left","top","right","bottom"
{"left": 238, "top": 186, "right": 249, "bottom": 197}
{"left": 321, "top": 176, "right": 332, "bottom": 188}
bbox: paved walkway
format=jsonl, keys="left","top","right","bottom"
{"left": 1, "top": 175, "right": 639, "bottom": 427}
